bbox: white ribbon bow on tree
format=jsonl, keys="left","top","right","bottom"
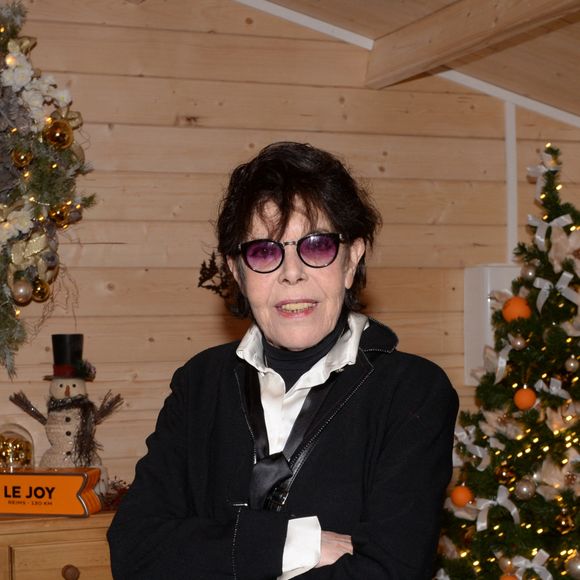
{"left": 534, "top": 377, "right": 571, "bottom": 400}
{"left": 513, "top": 550, "right": 553, "bottom": 580}
{"left": 453, "top": 425, "right": 490, "bottom": 471}
{"left": 527, "top": 151, "right": 561, "bottom": 201}
{"left": 527, "top": 214, "right": 572, "bottom": 251}
{"left": 534, "top": 271, "right": 580, "bottom": 312}
{"left": 527, "top": 162, "right": 549, "bottom": 201}
{"left": 494, "top": 343, "right": 512, "bottom": 384}
{"left": 475, "top": 485, "right": 520, "bottom": 532}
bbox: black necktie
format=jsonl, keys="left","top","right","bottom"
{"left": 243, "top": 362, "right": 338, "bottom": 510}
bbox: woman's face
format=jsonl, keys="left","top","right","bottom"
{"left": 228, "top": 200, "right": 365, "bottom": 351}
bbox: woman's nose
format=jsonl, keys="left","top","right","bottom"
{"left": 278, "top": 245, "right": 306, "bottom": 284}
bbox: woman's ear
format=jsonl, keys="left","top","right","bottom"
{"left": 227, "top": 256, "right": 240, "bottom": 285}
{"left": 344, "top": 238, "right": 366, "bottom": 289}
{"left": 227, "top": 256, "right": 247, "bottom": 295}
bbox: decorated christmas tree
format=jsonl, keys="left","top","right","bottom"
{"left": 436, "top": 144, "right": 580, "bottom": 580}
{"left": 0, "top": 1, "right": 94, "bottom": 376}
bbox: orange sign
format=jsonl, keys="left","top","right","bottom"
{"left": 0, "top": 468, "right": 102, "bottom": 516}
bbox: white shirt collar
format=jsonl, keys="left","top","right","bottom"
{"left": 236, "top": 312, "right": 369, "bottom": 388}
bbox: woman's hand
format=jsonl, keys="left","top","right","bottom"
{"left": 316, "top": 531, "right": 353, "bottom": 567}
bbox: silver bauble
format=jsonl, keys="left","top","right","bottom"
{"left": 565, "top": 356, "right": 580, "bottom": 372}
{"left": 510, "top": 335, "right": 527, "bottom": 350}
{"left": 566, "top": 554, "right": 580, "bottom": 579}
{"left": 11, "top": 279, "right": 33, "bottom": 304}
{"left": 514, "top": 477, "right": 536, "bottom": 500}
{"left": 498, "top": 556, "right": 516, "bottom": 573}
{"left": 521, "top": 264, "right": 537, "bottom": 281}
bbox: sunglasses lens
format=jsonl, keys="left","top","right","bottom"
{"left": 243, "top": 240, "right": 283, "bottom": 272}
{"left": 298, "top": 234, "right": 339, "bottom": 267}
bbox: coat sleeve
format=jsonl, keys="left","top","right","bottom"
{"left": 299, "top": 357, "right": 459, "bottom": 579}
{"left": 107, "top": 361, "right": 290, "bottom": 580}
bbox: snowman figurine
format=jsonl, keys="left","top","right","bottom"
{"left": 10, "top": 334, "right": 123, "bottom": 471}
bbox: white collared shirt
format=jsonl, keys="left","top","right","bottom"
{"left": 236, "top": 312, "right": 369, "bottom": 578}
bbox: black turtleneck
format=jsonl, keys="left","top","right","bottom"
{"left": 262, "top": 309, "right": 349, "bottom": 391}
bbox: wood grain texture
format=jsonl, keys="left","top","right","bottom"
{"left": 81, "top": 124, "right": 505, "bottom": 180}
{"left": 54, "top": 74, "right": 504, "bottom": 138}
{"left": 83, "top": 172, "right": 505, "bottom": 225}
{"left": 367, "top": 0, "right": 580, "bottom": 88}
{"left": 24, "top": 0, "right": 326, "bottom": 39}
{"left": 24, "top": 21, "right": 368, "bottom": 87}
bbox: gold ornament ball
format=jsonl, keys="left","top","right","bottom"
{"left": 43, "top": 119, "right": 74, "bottom": 149}
{"left": 565, "top": 356, "right": 580, "bottom": 373}
{"left": 49, "top": 205, "right": 70, "bottom": 227}
{"left": 11, "top": 279, "right": 33, "bottom": 304}
{"left": 556, "top": 508, "right": 575, "bottom": 535}
{"left": 31, "top": 278, "right": 51, "bottom": 302}
{"left": 0, "top": 434, "right": 33, "bottom": 468}
{"left": 495, "top": 462, "right": 516, "bottom": 485}
{"left": 514, "top": 477, "right": 536, "bottom": 500}
{"left": 10, "top": 149, "right": 32, "bottom": 168}
{"left": 567, "top": 554, "right": 580, "bottom": 580}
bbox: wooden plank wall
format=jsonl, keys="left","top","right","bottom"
{"left": 0, "top": 0, "right": 579, "bottom": 483}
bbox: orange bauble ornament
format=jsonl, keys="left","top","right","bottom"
{"left": 514, "top": 387, "right": 537, "bottom": 410}
{"left": 500, "top": 576, "right": 517, "bottom": 580}
{"left": 450, "top": 485, "right": 474, "bottom": 507}
{"left": 502, "top": 296, "right": 532, "bottom": 322}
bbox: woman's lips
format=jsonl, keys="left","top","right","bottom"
{"left": 276, "top": 300, "right": 317, "bottom": 314}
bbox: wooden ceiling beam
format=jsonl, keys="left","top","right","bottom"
{"left": 366, "top": 0, "right": 580, "bottom": 89}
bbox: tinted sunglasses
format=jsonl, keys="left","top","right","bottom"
{"left": 238, "top": 232, "right": 345, "bottom": 274}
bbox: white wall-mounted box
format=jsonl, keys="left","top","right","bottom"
{"left": 464, "top": 264, "right": 520, "bottom": 385}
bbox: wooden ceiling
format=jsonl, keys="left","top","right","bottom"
{"left": 268, "top": 0, "right": 580, "bottom": 118}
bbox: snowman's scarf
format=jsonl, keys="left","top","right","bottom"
{"left": 48, "top": 395, "right": 99, "bottom": 466}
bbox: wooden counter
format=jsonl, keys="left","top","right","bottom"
{"left": 0, "top": 512, "right": 113, "bottom": 579}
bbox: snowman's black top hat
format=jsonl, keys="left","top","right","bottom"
{"left": 44, "top": 334, "right": 95, "bottom": 381}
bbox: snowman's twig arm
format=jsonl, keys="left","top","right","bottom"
{"left": 95, "top": 391, "right": 124, "bottom": 424}
{"left": 9, "top": 391, "right": 47, "bottom": 424}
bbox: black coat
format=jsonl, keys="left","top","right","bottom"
{"left": 108, "top": 319, "right": 459, "bottom": 579}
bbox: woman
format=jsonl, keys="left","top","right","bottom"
{"left": 108, "top": 142, "right": 459, "bottom": 579}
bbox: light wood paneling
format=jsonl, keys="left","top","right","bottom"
{"left": 24, "top": 0, "right": 326, "bottom": 40}
{"left": 82, "top": 124, "right": 505, "bottom": 180}
{"left": 268, "top": 0, "right": 580, "bottom": 117}
{"left": 84, "top": 172, "right": 505, "bottom": 225}
{"left": 25, "top": 22, "right": 368, "bottom": 87}
{"left": 455, "top": 19, "right": 580, "bottom": 117}
{"left": 270, "top": 0, "right": 455, "bottom": 40}
{"left": 57, "top": 74, "right": 504, "bottom": 138}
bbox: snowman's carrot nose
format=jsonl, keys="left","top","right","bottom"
{"left": 65, "top": 385, "right": 70, "bottom": 397}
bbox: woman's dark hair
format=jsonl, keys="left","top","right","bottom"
{"left": 217, "top": 141, "right": 382, "bottom": 317}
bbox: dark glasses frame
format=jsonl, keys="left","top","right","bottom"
{"left": 238, "top": 232, "right": 345, "bottom": 274}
